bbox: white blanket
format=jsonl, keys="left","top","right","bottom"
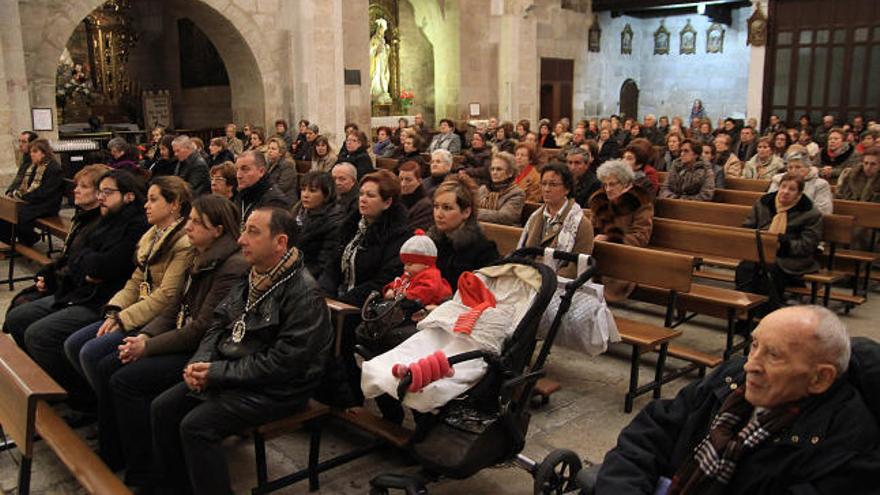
{"left": 361, "top": 268, "right": 537, "bottom": 413}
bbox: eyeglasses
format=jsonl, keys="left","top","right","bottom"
{"left": 97, "top": 188, "right": 120, "bottom": 197}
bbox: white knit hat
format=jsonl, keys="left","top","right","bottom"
{"left": 400, "top": 229, "right": 437, "bottom": 266}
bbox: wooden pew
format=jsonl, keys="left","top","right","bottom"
{"left": 0, "top": 337, "right": 130, "bottom": 494}
{"left": 375, "top": 157, "right": 398, "bottom": 171}
{"left": 643, "top": 218, "right": 772, "bottom": 358}
{"left": 35, "top": 215, "right": 71, "bottom": 256}
{"left": 0, "top": 197, "right": 52, "bottom": 290}
{"left": 479, "top": 221, "right": 715, "bottom": 412}
{"left": 712, "top": 188, "right": 761, "bottom": 206}
{"left": 520, "top": 201, "right": 542, "bottom": 226}
{"left": 724, "top": 177, "right": 771, "bottom": 192}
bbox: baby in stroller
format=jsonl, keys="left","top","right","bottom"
{"left": 383, "top": 230, "right": 452, "bottom": 319}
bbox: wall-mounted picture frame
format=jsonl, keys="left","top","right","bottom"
{"left": 747, "top": 5, "right": 768, "bottom": 46}
{"left": 707, "top": 23, "right": 725, "bottom": 53}
{"left": 654, "top": 20, "right": 670, "bottom": 55}
{"left": 32, "top": 108, "right": 53, "bottom": 131}
{"left": 468, "top": 102, "right": 481, "bottom": 117}
{"left": 588, "top": 15, "right": 601, "bottom": 53}
{"left": 621, "top": 23, "right": 633, "bottom": 55}
{"left": 680, "top": 19, "right": 697, "bottom": 55}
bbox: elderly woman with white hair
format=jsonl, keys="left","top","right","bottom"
{"left": 589, "top": 159, "right": 655, "bottom": 300}
{"left": 422, "top": 149, "right": 454, "bottom": 197}
{"left": 768, "top": 148, "right": 832, "bottom": 215}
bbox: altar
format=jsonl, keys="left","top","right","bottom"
{"left": 370, "top": 115, "right": 415, "bottom": 129}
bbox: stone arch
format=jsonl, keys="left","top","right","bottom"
{"left": 20, "top": 0, "right": 280, "bottom": 131}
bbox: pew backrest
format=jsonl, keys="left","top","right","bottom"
{"left": 725, "top": 177, "right": 771, "bottom": 192}
{"left": 479, "top": 221, "right": 523, "bottom": 257}
{"left": 651, "top": 217, "right": 778, "bottom": 264}
{"left": 593, "top": 241, "right": 694, "bottom": 293}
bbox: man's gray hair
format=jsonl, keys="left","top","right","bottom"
{"left": 333, "top": 162, "right": 357, "bottom": 180}
{"left": 808, "top": 305, "right": 851, "bottom": 374}
{"left": 240, "top": 149, "right": 267, "bottom": 169}
{"left": 597, "top": 159, "right": 635, "bottom": 185}
{"left": 431, "top": 149, "right": 453, "bottom": 166}
{"left": 172, "top": 135, "right": 196, "bottom": 151}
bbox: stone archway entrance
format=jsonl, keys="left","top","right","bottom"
{"left": 20, "top": 0, "right": 273, "bottom": 131}
{"left": 619, "top": 79, "right": 639, "bottom": 121}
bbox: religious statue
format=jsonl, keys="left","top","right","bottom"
{"left": 370, "top": 18, "right": 392, "bottom": 105}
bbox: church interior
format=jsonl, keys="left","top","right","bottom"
{"left": 0, "top": 0, "right": 879, "bottom": 493}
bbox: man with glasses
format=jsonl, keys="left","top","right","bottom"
{"left": 567, "top": 148, "right": 601, "bottom": 208}
{"left": 659, "top": 138, "right": 716, "bottom": 201}
{"left": 3, "top": 169, "right": 149, "bottom": 415}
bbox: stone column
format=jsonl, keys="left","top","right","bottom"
{"left": 746, "top": 0, "right": 768, "bottom": 124}
{"left": 341, "top": 0, "right": 371, "bottom": 134}
{"left": 287, "top": 0, "right": 348, "bottom": 145}
{"left": 0, "top": 0, "right": 34, "bottom": 177}
{"left": 496, "top": 0, "right": 538, "bottom": 123}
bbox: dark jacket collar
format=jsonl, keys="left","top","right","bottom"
{"left": 239, "top": 174, "right": 273, "bottom": 203}
{"left": 401, "top": 185, "right": 427, "bottom": 209}
{"left": 193, "top": 234, "right": 240, "bottom": 273}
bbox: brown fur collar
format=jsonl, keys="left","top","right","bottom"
{"left": 589, "top": 187, "right": 652, "bottom": 243}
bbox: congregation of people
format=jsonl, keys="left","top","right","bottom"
{"left": 2, "top": 100, "right": 879, "bottom": 493}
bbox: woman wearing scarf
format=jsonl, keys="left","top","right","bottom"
{"left": 517, "top": 162, "right": 594, "bottom": 279}
{"left": 819, "top": 127, "right": 862, "bottom": 181}
{"left": 0, "top": 138, "right": 63, "bottom": 245}
{"left": 743, "top": 137, "right": 785, "bottom": 180}
{"left": 476, "top": 152, "right": 525, "bottom": 226}
{"left": 513, "top": 142, "right": 542, "bottom": 203}
{"left": 738, "top": 173, "right": 822, "bottom": 312}
{"left": 63, "top": 175, "right": 195, "bottom": 467}
{"left": 105, "top": 195, "right": 247, "bottom": 489}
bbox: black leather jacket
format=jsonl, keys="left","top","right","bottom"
{"left": 190, "top": 253, "right": 333, "bottom": 405}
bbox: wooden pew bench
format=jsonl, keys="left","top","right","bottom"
{"left": 0, "top": 336, "right": 130, "bottom": 495}
{"left": 656, "top": 199, "right": 863, "bottom": 308}
{"left": 0, "top": 196, "right": 53, "bottom": 290}
{"left": 35, "top": 215, "right": 71, "bottom": 256}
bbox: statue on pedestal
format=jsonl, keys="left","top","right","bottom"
{"left": 370, "top": 18, "right": 392, "bottom": 105}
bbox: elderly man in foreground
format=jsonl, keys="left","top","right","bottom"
{"left": 596, "top": 305, "right": 879, "bottom": 494}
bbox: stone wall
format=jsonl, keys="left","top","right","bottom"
{"left": 582, "top": 8, "right": 751, "bottom": 123}
{"left": 398, "top": 0, "right": 435, "bottom": 125}
{"left": 535, "top": 0, "right": 593, "bottom": 121}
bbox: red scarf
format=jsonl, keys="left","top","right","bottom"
{"left": 515, "top": 164, "right": 535, "bottom": 185}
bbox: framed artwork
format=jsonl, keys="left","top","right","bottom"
{"left": 747, "top": 6, "right": 768, "bottom": 46}
{"left": 32, "top": 108, "right": 53, "bottom": 131}
{"left": 621, "top": 23, "right": 633, "bottom": 55}
{"left": 469, "top": 102, "right": 481, "bottom": 117}
{"left": 680, "top": 19, "right": 697, "bottom": 55}
{"left": 654, "top": 20, "right": 670, "bottom": 55}
{"left": 707, "top": 23, "right": 725, "bottom": 53}
{"left": 588, "top": 15, "right": 601, "bottom": 53}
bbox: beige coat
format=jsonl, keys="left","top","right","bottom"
{"left": 107, "top": 221, "right": 195, "bottom": 330}
{"left": 520, "top": 199, "right": 594, "bottom": 279}
{"left": 477, "top": 183, "right": 526, "bottom": 226}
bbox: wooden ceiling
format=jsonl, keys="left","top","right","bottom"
{"left": 592, "top": 0, "right": 752, "bottom": 24}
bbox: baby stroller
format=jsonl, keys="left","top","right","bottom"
{"left": 367, "top": 247, "right": 597, "bottom": 495}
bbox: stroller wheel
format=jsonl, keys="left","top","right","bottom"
{"left": 533, "top": 449, "right": 583, "bottom": 495}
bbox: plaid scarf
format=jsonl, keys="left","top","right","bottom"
{"left": 669, "top": 386, "right": 800, "bottom": 495}
{"left": 247, "top": 248, "right": 300, "bottom": 306}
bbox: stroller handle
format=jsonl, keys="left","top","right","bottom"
{"left": 510, "top": 246, "right": 581, "bottom": 264}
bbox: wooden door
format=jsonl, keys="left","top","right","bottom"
{"left": 540, "top": 58, "right": 574, "bottom": 123}
{"left": 619, "top": 79, "right": 639, "bottom": 121}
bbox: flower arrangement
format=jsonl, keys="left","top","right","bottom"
{"left": 399, "top": 89, "right": 414, "bottom": 113}
{"left": 56, "top": 62, "right": 94, "bottom": 110}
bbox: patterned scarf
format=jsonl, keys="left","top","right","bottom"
{"left": 248, "top": 247, "right": 300, "bottom": 306}
{"left": 669, "top": 386, "right": 800, "bottom": 495}
{"left": 341, "top": 217, "right": 369, "bottom": 293}
{"left": 13, "top": 160, "right": 48, "bottom": 199}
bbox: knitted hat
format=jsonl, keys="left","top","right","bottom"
{"left": 400, "top": 229, "right": 437, "bottom": 266}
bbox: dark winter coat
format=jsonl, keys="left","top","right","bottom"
{"left": 266, "top": 155, "right": 299, "bottom": 202}
{"left": 401, "top": 186, "right": 434, "bottom": 232}
{"left": 659, "top": 159, "right": 716, "bottom": 201}
{"left": 191, "top": 252, "right": 333, "bottom": 407}
{"left": 836, "top": 164, "right": 880, "bottom": 203}
{"left": 291, "top": 201, "right": 343, "bottom": 281}
{"left": 174, "top": 151, "right": 211, "bottom": 196}
{"left": 743, "top": 192, "right": 823, "bottom": 276}
{"left": 319, "top": 202, "right": 411, "bottom": 307}
{"left": 820, "top": 143, "right": 861, "bottom": 180}
{"left": 597, "top": 352, "right": 880, "bottom": 495}
{"left": 572, "top": 169, "right": 602, "bottom": 209}
{"left": 208, "top": 149, "right": 235, "bottom": 168}
{"left": 139, "top": 234, "right": 248, "bottom": 357}
{"left": 237, "top": 174, "right": 292, "bottom": 225}
{"left": 337, "top": 147, "right": 374, "bottom": 179}
{"left": 396, "top": 150, "right": 429, "bottom": 178}
{"left": 10, "top": 159, "right": 63, "bottom": 227}
{"left": 459, "top": 147, "right": 492, "bottom": 185}
{"left": 36, "top": 206, "right": 102, "bottom": 295}
{"left": 429, "top": 221, "right": 500, "bottom": 288}
{"left": 596, "top": 140, "right": 620, "bottom": 164}
{"left": 52, "top": 201, "right": 149, "bottom": 310}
